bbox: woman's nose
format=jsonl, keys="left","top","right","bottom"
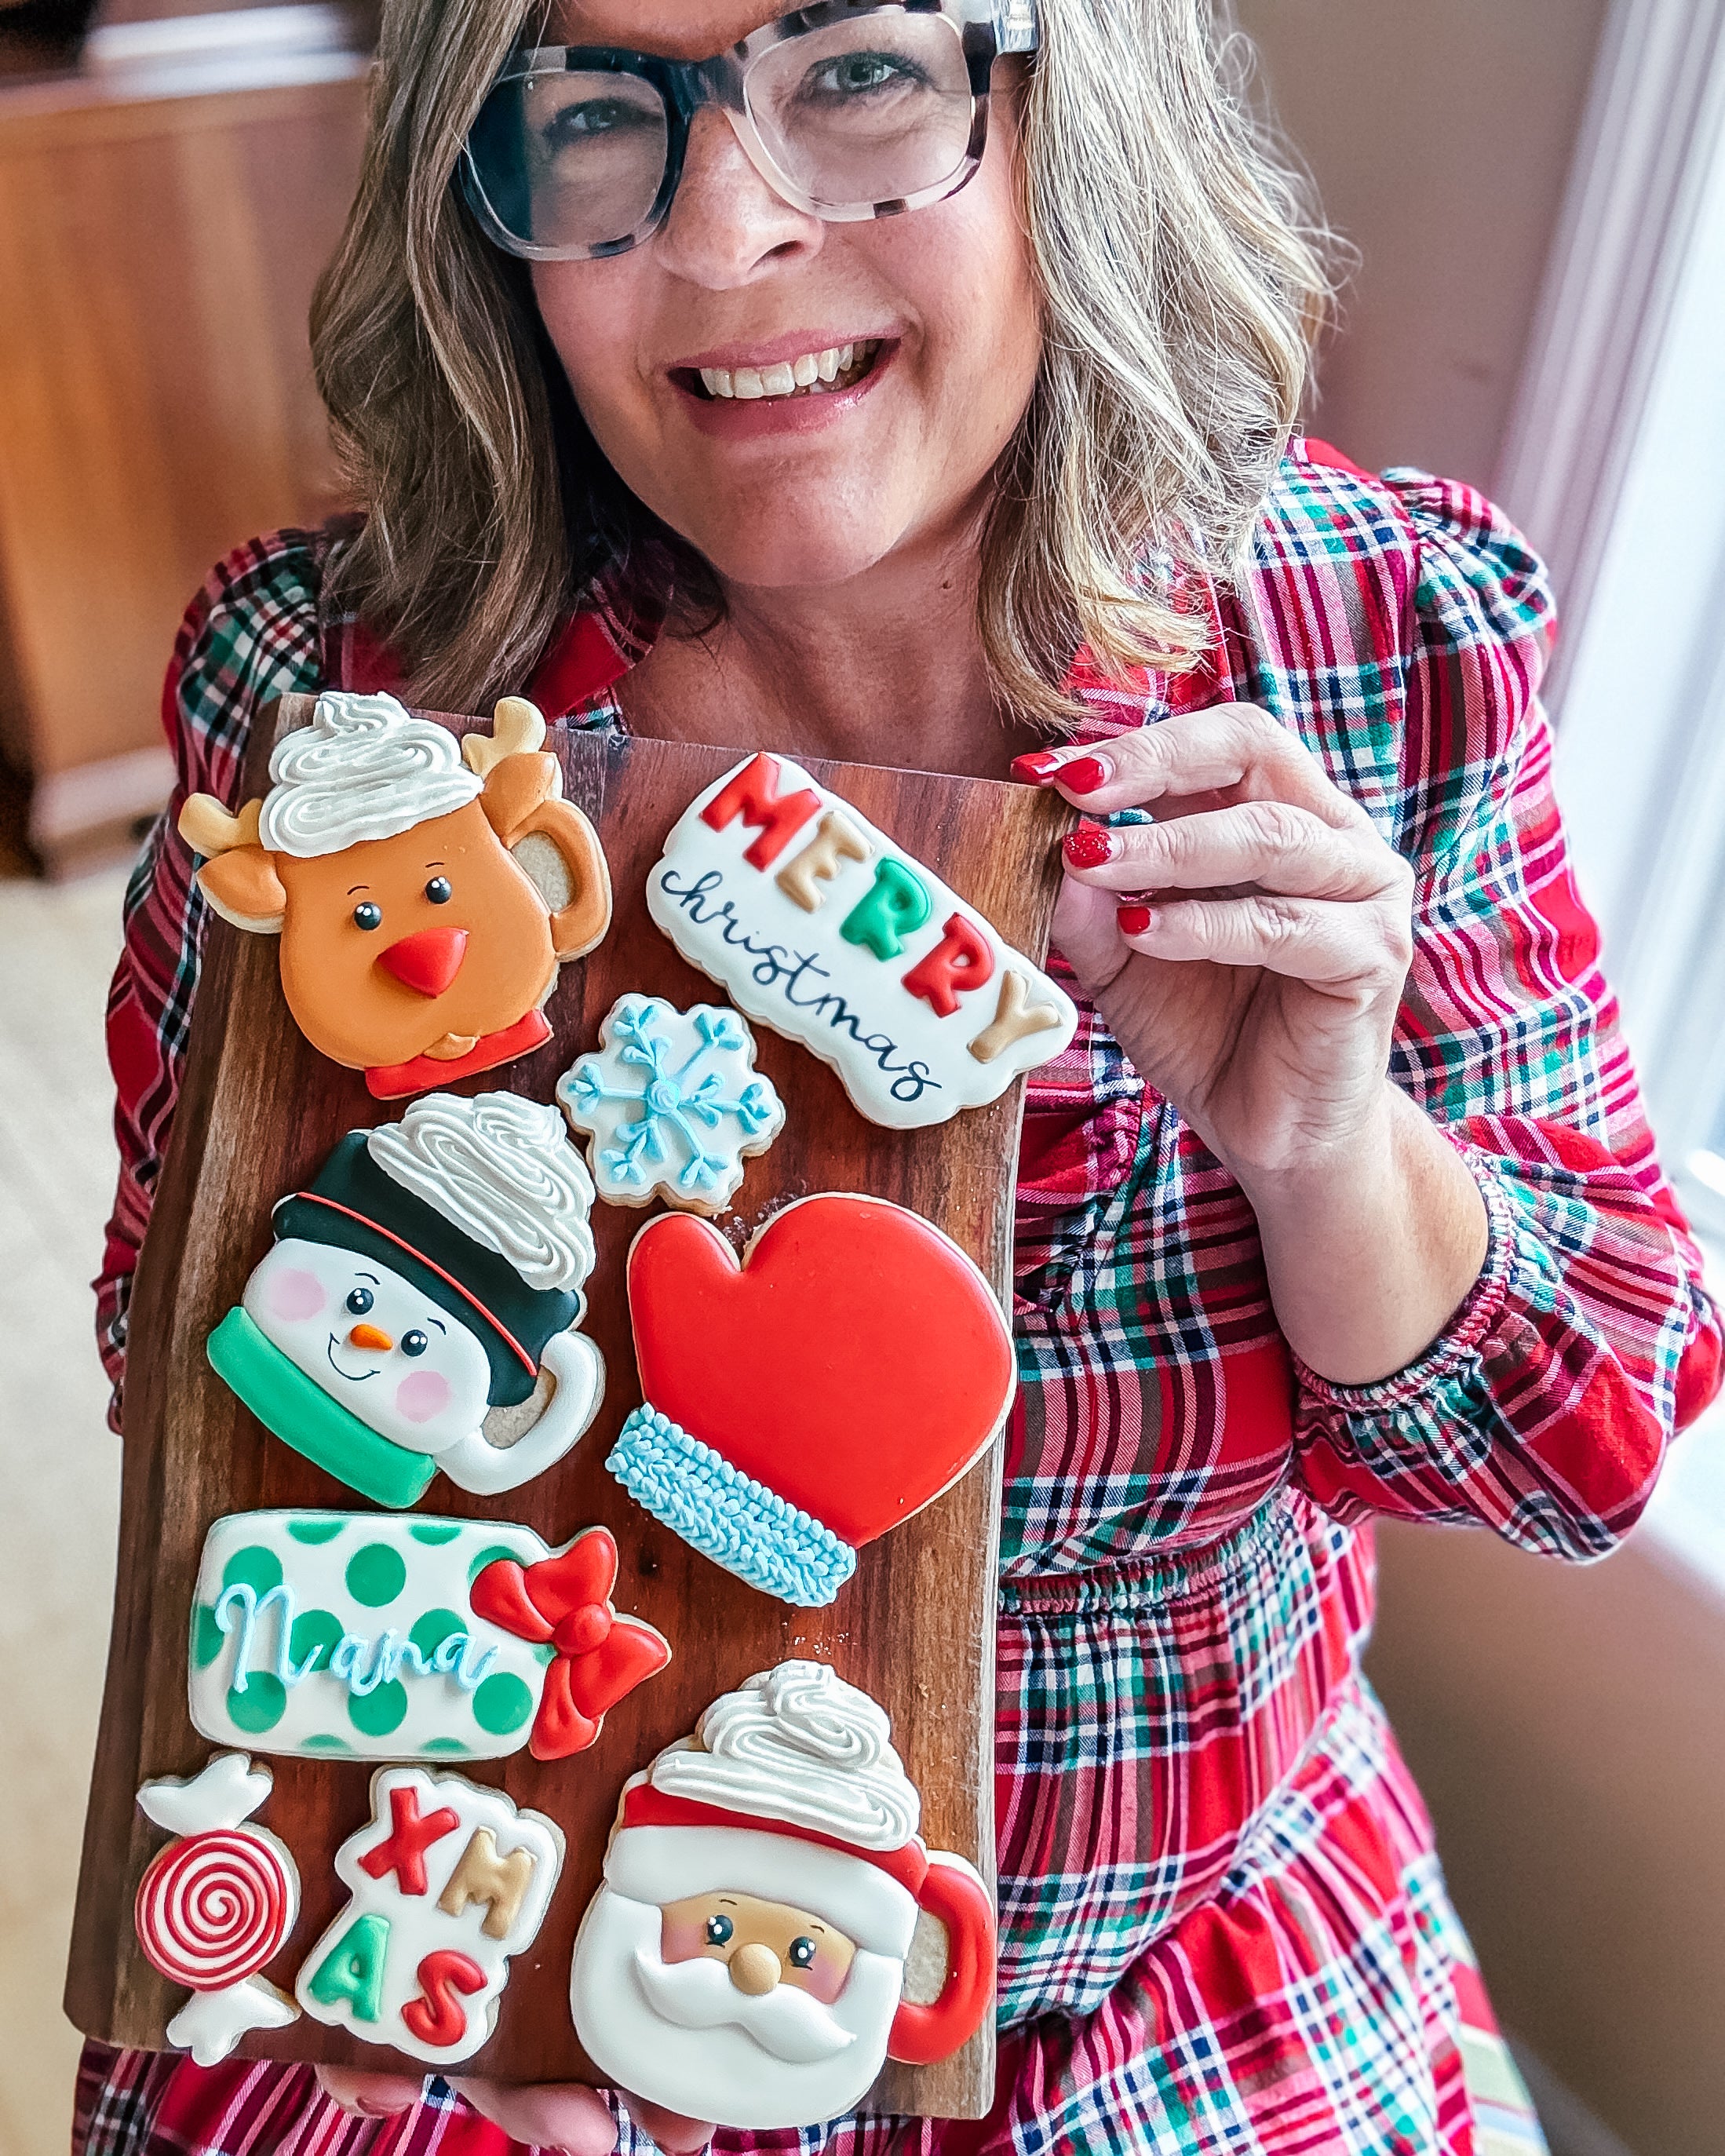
{"left": 348, "top": 1322, "right": 395, "bottom": 1352}
{"left": 652, "top": 108, "right": 822, "bottom": 286}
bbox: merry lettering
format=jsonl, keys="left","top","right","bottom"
{"left": 656, "top": 865, "right": 940, "bottom": 1106}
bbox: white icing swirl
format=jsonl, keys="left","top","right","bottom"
{"left": 651, "top": 1661, "right": 920, "bottom": 1851}
{"left": 367, "top": 1092, "right": 596, "bottom": 1293}
{"left": 257, "top": 691, "right": 482, "bottom": 858}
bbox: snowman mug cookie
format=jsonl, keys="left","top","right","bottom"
{"left": 209, "top": 1091, "right": 605, "bottom": 1508}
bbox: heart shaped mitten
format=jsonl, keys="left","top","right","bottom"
{"left": 607, "top": 1194, "right": 1016, "bottom": 1604}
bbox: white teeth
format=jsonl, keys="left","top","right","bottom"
{"left": 695, "top": 341, "right": 877, "bottom": 401}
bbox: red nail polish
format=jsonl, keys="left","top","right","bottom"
{"left": 1063, "top": 823, "right": 1116, "bottom": 869}
{"left": 1058, "top": 755, "right": 1112, "bottom": 795}
{"left": 1117, "top": 903, "right": 1154, "bottom": 937}
{"left": 1010, "top": 750, "right": 1066, "bottom": 784}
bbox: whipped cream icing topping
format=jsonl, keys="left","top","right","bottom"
{"left": 257, "top": 691, "right": 482, "bottom": 858}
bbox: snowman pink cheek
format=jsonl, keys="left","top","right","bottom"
{"left": 395, "top": 1370, "right": 453, "bottom": 1425}
{"left": 264, "top": 1268, "right": 326, "bottom": 1323}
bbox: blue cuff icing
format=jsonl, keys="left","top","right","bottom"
{"left": 607, "top": 1406, "right": 857, "bottom": 1607}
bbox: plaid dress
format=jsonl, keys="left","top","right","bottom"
{"left": 78, "top": 440, "right": 1722, "bottom": 2156}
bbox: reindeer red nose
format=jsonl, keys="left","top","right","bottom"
{"left": 376, "top": 926, "right": 469, "bottom": 998}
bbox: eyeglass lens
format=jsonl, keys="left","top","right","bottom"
{"left": 473, "top": 10, "right": 975, "bottom": 254}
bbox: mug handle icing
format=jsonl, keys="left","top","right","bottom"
{"left": 480, "top": 763, "right": 614, "bottom": 961}
{"left": 438, "top": 1330, "right": 606, "bottom": 1495}
{"left": 886, "top": 1852, "right": 997, "bottom": 2067}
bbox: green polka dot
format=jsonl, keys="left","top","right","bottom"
{"left": 472, "top": 1673, "right": 533, "bottom": 1735}
{"left": 287, "top": 1517, "right": 345, "bottom": 1545}
{"left": 345, "top": 1543, "right": 407, "bottom": 1607}
{"left": 422, "top": 1737, "right": 471, "bottom": 1754}
{"left": 531, "top": 1640, "right": 556, "bottom": 1667}
{"left": 348, "top": 1681, "right": 407, "bottom": 1737}
{"left": 221, "top": 1545, "right": 282, "bottom": 1596}
{"left": 226, "top": 1673, "right": 286, "bottom": 1733}
{"left": 191, "top": 1603, "right": 225, "bottom": 1668}
{"left": 410, "top": 1523, "right": 461, "bottom": 1545}
{"left": 290, "top": 1607, "right": 345, "bottom": 1672}
{"left": 302, "top": 1733, "right": 355, "bottom": 1753}
{"left": 410, "top": 1608, "right": 466, "bottom": 1660}
{"left": 467, "top": 1545, "right": 520, "bottom": 1585}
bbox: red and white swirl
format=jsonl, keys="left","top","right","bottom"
{"left": 135, "top": 1829, "right": 291, "bottom": 1990}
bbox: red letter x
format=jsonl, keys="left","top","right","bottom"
{"left": 358, "top": 1784, "right": 461, "bottom": 1897}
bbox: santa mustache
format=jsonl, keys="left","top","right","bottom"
{"left": 632, "top": 1948, "right": 859, "bottom": 2064}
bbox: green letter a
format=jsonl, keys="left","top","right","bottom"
{"left": 307, "top": 1911, "right": 391, "bottom": 2023}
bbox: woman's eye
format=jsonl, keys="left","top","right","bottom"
{"left": 425, "top": 876, "right": 452, "bottom": 904}
{"left": 345, "top": 1287, "right": 374, "bottom": 1315}
{"left": 788, "top": 1935, "right": 816, "bottom": 1969}
{"left": 550, "top": 97, "right": 653, "bottom": 141}
{"left": 705, "top": 1913, "right": 735, "bottom": 1946}
{"left": 401, "top": 1330, "right": 429, "bottom": 1357}
{"left": 804, "top": 51, "right": 921, "bottom": 101}
{"left": 352, "top": 901, "right": 383, "bottom": 931}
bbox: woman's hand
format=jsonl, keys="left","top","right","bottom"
{"left": 1016, "top": 705, "right": 1489, "bottom": 1385}
{"left": 315, "top": 2067, "right": 713, "bottom": 2153}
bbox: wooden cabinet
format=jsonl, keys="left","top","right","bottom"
{"left": 0, "top": 5, "right": 368, "bottom": 870}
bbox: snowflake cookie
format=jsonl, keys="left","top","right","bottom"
{"left": 557, "top": 995, "right": 786, "bottom": 1214}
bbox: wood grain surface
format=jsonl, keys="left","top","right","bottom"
{"left": 65, "top": 707, "right": 1072, "bottom": 2112}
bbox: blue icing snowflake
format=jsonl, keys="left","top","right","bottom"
{"left": 556, "top": 995, "right": 786, "bottom": 1212}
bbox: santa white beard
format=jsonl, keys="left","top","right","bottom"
{"left": 571, "top": 1884, "right": 907, "bottom": 2129}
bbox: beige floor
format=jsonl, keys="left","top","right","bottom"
{"left": 0, "top": 867, "right": 129, "bottom": 2156}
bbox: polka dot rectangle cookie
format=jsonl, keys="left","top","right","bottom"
{"left": 188, "top": 1512, "right": 668, "bottom": 1763}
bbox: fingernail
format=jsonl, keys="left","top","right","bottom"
{"left": 1117, "top": 903, "right": 1154, "bottom": 937}
{"left": 1058, "top": 754, "right": 1113, "bottom": 795}
{"left": 1062, "top": 822, "right": 1116, "bottom": 870}
{"left": 1009, "top": 749, "right": 1066, "bottom": 784}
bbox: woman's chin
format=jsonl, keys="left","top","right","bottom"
{"left": 689, "top": 516, "right": 910, "bottom": 595}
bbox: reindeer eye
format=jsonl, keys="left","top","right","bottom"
{"left": 789, "top": 1936, "right": 816, "bottom": 1969}
{"left": 352, "top": 901, "right": 383, "bottom": 931}
{"left": 345, "top": 1287, "right": 374, "bottom": 1315}
{"left": 705, "top": 1913, "right": 734, "bottom": 1946}
{"left": 401, "top": 1330, "right": 429, "bottom": 1357}
{"left": 425, "top": 876, "right": 452, "bottom": 904}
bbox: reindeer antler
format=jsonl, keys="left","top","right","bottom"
{"left": 463, "top": 695, "right": 548, "bottom": 778}
{"left": 178, "top": 795, "right": 263, "bottom": 859}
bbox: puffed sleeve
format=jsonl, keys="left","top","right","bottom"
{"left": 1291, "top": 471, "right": 1723, "bottom": 1557}
{"left": 95, "top": 534, "right": 325, "bottom": 1428}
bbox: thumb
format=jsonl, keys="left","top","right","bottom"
{"left": 449, "top": 2080, "right": 621, "bottom": 2154}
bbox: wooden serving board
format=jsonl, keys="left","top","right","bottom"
{"left": 66, "top": 709, "right": 1071, "bottom": 2113}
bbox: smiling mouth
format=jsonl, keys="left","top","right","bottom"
{"left": 682, "top": 339, "right": 885, "bottom": 403}
{"left": 325, "top": 1333, "right": 378, "bottom": 1383}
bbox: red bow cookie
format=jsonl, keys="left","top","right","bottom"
{"left": 469, "top": 1527, "right": 670, "bottom": 1760}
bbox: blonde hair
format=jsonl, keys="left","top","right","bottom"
{"left": 312, "top": 0, "right": 1333, "bottom": 724}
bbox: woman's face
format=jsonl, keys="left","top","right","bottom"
{"left": 531, "top": 0, "right": 1044, "bottom": 594}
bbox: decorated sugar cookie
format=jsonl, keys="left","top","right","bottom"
{"left": 133, "top": 1753, "right": 301, "bottom": 2065}
{"left": 570, "top": 1660, "right": 996, "bottom": 2130}
{"left": 556, "top": 994, "right": 785, "bottom": 1213}
{"left": 177, "top": 693, "right": 611, "bottom": 1098}
{"left": 296, "top": 1767, "right": 563, "bottom": 2065}
{"left": 646, "top": 751, "right": 1078, "bottom": 1127}
{"left": 190, "top": 1512, "right": 669, "bottom": 1762}
{"left": 609, "top": 1194, "right": 1016, "bottom": 1605}
{"left": 207, "top": 1092, "right": 605, "bottom": 1508}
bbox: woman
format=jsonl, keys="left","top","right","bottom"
{"left": 84, "top": 0, "right": 1721, "bottom": 2150}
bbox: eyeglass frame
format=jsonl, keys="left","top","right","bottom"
{"left": 459, "top": 0, "right": 1041, "bottom": 262}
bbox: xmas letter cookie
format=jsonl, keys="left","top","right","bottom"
{"left": 133, "top": 1753, "right": 301, "bottom": 2066}
{"left": 178, "top": 693, "right": 611, "bottom": 1097}
{"left": 571, "top": 1660, "right": 996, "bottom": 2130}
{"left": 609, "top": 1195, "right": 1016, "bottom": 1604}
{"left": 208, "top": 1092, "right": 605, "bottom": 1508}
{"left": 556, "top": 994, "right": 785, "bottom": 1213}
{"left": 296, "top": 1767, "right": 563, "bottom": 2065}
{"left": 190, "top": 1512, "right": 669, "bottom": 1762}
{"left": 647, "top": 751, "right": 1077, "bottom": 1127}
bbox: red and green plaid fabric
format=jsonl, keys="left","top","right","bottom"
{"left": 82, "top": 440, "right": 1720, "bottom": 2154}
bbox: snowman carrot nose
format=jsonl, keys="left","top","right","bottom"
{"left": 348, "top": 1322, "right": 395, "bottom": 1352}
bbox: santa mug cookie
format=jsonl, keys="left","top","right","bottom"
{"left": 609, "top": 1194, "right": 1016, "bottom": 1604}
{"left": 190, "top": 1512, "right": 669, "bottom": 1762}
{"left": 208, "top": 1092, "right": 604, "bottom": 1508}
{"left": 178, "top": 692, "right": 611, "bottom": 1098}
{"left": 570, "top": 1660, "right": 996, "bottom": 2130}
{"left": 647, "top": 750, "right": 1078, "bottom": 1127}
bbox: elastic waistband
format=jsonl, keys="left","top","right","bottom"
{"left": 997, "top": 1485, "right": 1320, "bottom": 1617}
